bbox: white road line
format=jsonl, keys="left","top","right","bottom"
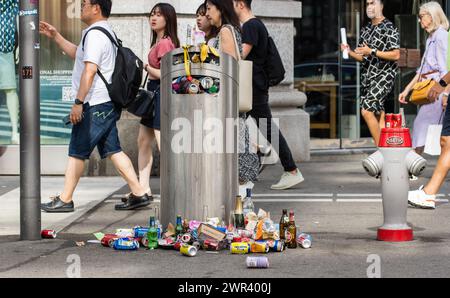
{"left": 253, "top": 199, "right": 334, "bottom": 203}
{"left": 253, "top": 193, "right": 333, "bottom": 197}
{"left": 337, "top": 194, "right": 381, "bottom": 197}
{"left": 336, "top": 199, "right": 382, "bottom": 203}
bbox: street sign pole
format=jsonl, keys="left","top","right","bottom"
{"left": 19, "top": 0, "right": 41, "bottom": 240}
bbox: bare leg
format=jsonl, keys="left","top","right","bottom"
{"left": 362, "top": 109, "right": 382, "bottom": 146}
{"left": 138, "top": 125, "right": 156, "bottom": 194}
{"left": 60, "top": 157, "right": 86, "bottom": 203}
{"left": 110, "top": 151, "right": 145, "bottom": 196}
{"left": 5, "top": 89, "right": 19, "bottom": 143}
{"left": 423, "top": 136, "right": 450, "bottom": 195}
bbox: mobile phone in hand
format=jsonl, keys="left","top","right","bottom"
{"left": 62, "top": 114, "right": 71, "bottom": 126}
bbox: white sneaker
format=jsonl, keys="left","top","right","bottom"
{"left": 271, "top": 169, "right": 305, "bottom": 190}
{"left": 408, "top": 186, "right": 436, "bottom": 209}
{"left": 409, "top": 175, "right": 419, "bottom": 181}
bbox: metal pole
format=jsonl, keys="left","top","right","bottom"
{"left": 19, "top": 0, "right": 41, "bottom": 240}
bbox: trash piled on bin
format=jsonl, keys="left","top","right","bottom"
{"left": 172, "top": 75, "right": 220, "bottom": 95}
{"left": 171, "top": 25, "right": 221, "bottom": 96}
{"left": 93, "top": 188, "right": 313, "bottom": 258}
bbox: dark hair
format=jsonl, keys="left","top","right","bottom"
{"left": 196, "top": 3, "right": 219, "bottom": 41}
{"left": 205, "top": 0, "right": 241, "bottom": 33}
{"left": 150, "top": 3, "right": 180, "bottom": 48}
{"left": 196, "top": 3, "right": 206, "bottom": 16}
{"left": 238, "top": 0, "right": 252, "bottom": 9}
{"left": 90, "top": 0, "right": 112, "bottom": 18}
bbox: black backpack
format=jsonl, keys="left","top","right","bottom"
{"left": 265, "top": 36, "right": 285, "bottom": 87}
{"left": 82, "top": 26, "right": 143, "bottom": 109}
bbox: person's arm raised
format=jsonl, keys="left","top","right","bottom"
{"left": 39, "top": 21, "right": 77, "bottom": 60}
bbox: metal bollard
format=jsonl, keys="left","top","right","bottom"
{"left": 362, "top": 114, "right": 427, "bottom": 242}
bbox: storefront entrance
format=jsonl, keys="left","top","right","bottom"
{"left": 294, "top": 0, "right": 447, "bottom": 149}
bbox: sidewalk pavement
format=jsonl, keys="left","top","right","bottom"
{"left": 0, "top": 177, "right": 125, "bottom": 236}
{"left": 1, "top": 155, "right": 450, "bottom": 277}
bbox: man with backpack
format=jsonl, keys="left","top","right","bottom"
{"left": 234, "top": 0, "right": 305, "bottom": 190}
{"left": 39, "top": 0, "right": 151, "bottom": 212}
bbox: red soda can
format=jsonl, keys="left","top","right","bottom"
{"left": 392, "top": 114, "right": 402, "bottom": 128}
{"left": 204, "top": 239, "right": 220, "bottom": 251}
{"left": 232, "top": 237, "right": 242, "bottom": 243}
{"left": 385, "top": 114, "right": 393, "bottom": 128}
{"left": 174, "top": 242, "right": 182, "bottom": 251}
{"left": 101, "top": 234, "right": 119, "bottom": 248}
{"left": 41, "top": 230, "right": 57, "bottom": 239}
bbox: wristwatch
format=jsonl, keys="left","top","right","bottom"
{"left": 371, "top": 48, "right": 377, "bottom": 56}
{"left": 74, "top": 98, "right": 84, "bottom": 105}
{"left": 439, "top": 79, "right": 448, "bottom": 88}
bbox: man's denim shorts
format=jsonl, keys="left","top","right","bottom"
{"left": 69, "top": 101, "right": 122, "bottom": 160}
{"left": 442, "top": 103, "right": 450, "bottom": 137}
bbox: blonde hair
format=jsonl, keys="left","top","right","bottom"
{"left": 420, "top": 1, "right": 449, "bottom": 32}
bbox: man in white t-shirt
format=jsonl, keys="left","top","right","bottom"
{"left": 39, "top": 0, "right": 151, "bottom": 212}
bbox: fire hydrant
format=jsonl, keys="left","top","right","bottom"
{"left": 362, "top": 114, "right": 427, "bottom": 242}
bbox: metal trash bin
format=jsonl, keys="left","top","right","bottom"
{"left": 160, "top": 47, "right": 239, "bottom": 227}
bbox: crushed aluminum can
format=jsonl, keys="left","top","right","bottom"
{"left": 200, "top": 77, "right": 214, "bottom": 90}
{"left": 41, "top": 230, "right": 57, "bottom": 239}
{"left": 297, "top": 233, "right": 312, "bottom": 249}
{"left": 181, "top": 233, "right": 192, "bottom": 243}
{"left": 140, "top": 236, "right": 149, "bottom": 248}
{"left": 268, "top": 240, "right": 285, "bottom": 252}
{"left": 113, "top": 238, "right": 139, "bottom": 250}
{"left": 203, "top": 239, "right": 220, "bottom": 251}
{"left": 133, "top": 227, "right": 149, "bottom": 238}
{"left": 174, "top": 242, "right": 183, "bottom": 251}
{"left": 230, "top": 242, "right": 251, "bottom": 254}
{"left": 251, "top": 241, "right": 270, "bottom": 254}
{"left": 192, "top": 241, "right": 201, "bottom": 250}
{"left": 232, "top": 237, "right": 242, "bottom": 243}
{"left": 101, "top": 234, "right": 119, "bottom": 248}
{"left": 246, "top": 256, "right": 270, "bottom": 269}
{"left": 180, "top": 244, "right": 198, "bottom": 257}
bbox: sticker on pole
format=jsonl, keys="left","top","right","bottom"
{"left": 22, "top": 66, "right": 33, "bottom": 79}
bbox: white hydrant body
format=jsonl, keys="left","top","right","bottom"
{"left": 362, "top": 114, "right": 427, "bottom": 242}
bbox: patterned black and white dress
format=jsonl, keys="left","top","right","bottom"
{"left": 358, "top": 18, "right": 400, "bottom": 114}
{"left": 215, "top": 25, "right": 260, "bottom": 183}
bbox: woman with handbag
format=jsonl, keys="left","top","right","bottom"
{"left": 135, "top": 3, "right": 179, "bottom": 199}
{"left": 399, "top": 1, "right": 449, "bottom": 155}
{"left": 205, "top": 0, "right": 260, "bottom": 188}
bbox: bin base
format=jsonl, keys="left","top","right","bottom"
{"left": 377, "top": 228, "right": 413, "bottom": 242}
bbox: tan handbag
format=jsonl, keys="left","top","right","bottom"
{"left": 409, "top": 44, "right": 438, "bottom": 105}
{"left": 227, "top": 26, "right": 253, "bottom": 113}
{"left": 410, "top": 78, "right": 436, "bottom": 105}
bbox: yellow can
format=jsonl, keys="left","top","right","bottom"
{"left": 230, "top": 242, "right": 251, "bottom": 254}
{"left": 180, "top": 244, "right": 197, "bottom": 257}
{"left": 251, "top": 241, "right": 270, "bottom": 253}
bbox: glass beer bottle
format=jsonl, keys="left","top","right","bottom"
{"left": 234, "top": 196, "right": 245, "bottom": 229}
{"left": 279, "top": 209, "right": 289, "bottom": 240}
{"left": 287, "top": 211, "right": 297, "bottom": 248}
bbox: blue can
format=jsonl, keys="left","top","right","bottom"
{"left": 216, "top": 227, "right": 227, "bottom": 233}
{"left": 134, "top": 227, "right": 149, "bottom": 238}
{"left": 113, "top": 238, "right": 140, "bottom": 250}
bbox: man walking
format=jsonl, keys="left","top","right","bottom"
{"left": 234, "top": 0, "right": 304, "bottom": 190}
{"left": 341, "top": 0, "right": 400, "bottom": 146}
{"left": 40, "top": 0, "right": 150, "bottom": 212}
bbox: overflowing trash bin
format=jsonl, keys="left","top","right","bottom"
{"left": 159, "top": 46, "right": 240, "bottom": 227}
